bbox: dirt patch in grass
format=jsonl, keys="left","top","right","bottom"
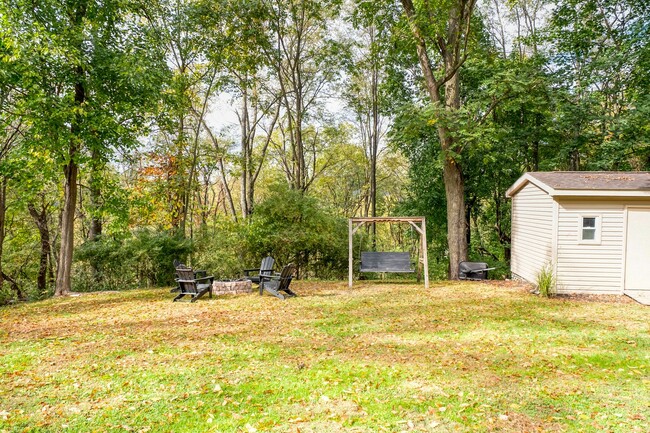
{"left": 553, "top": 293, "right": 636, "bottom": 303}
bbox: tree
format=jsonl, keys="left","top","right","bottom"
{"left": 398, "top": 0, "right": 478, "bottom": 278}
{"left": 346, "top": 1, "right": 394, "bottom": 247}
{"left": 4, "top": 0, "right": 166, "bottom": 295}
{"left": 200, "top": 0, "right": 280, "bottom": 219}
{"left": 546, "top": 0, "right": 650, "bottom": 170}
{"left": 265, "top": 0, "right": 345, "bottom": 192}
{"left": 143, "top": 0, "right": 212, "bottom": 235}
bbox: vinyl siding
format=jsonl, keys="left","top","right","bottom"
{"left": 555, "top": 200, "right": 625, "bottom": 294}
{"left": 511, "top": 182, "right": 555, "bottom": 283}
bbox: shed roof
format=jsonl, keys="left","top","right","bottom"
{"left": 506, "top": 171, "right": 650, "bottom": 198}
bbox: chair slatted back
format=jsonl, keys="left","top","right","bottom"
{"left": 176, "top": 268, "right": 197, "bottom": 293}
{"left": 277, "top": 263, "right": 296, "bottom": 292}
{"left": 260, "top": 256, "right": 275, "bottom": 277}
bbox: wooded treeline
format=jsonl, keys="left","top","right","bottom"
{"left": 0, "top": 0, "right": 648, "bottom": 302}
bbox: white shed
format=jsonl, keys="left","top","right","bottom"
{"left": 506, "top": 171, "right": 650, "bottom": 305}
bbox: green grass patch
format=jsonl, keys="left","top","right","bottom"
{"left": 1, "top": 281, "right": 649, "bottom": 432}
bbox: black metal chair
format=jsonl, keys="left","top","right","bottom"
{"left": 259, "top": 263, "right": 297, "bottom": 300}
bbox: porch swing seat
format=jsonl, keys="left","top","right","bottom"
{"left": 360, "top": 252, "right": 414, "bottom": 273}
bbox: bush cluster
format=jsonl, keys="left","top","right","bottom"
{"left": 73, "top": 229, "right": 193, "bottom": 292}
{"left": 72, "top": 185, "right": 350, "bottom": 292}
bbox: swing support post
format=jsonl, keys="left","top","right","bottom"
{"left": 348, "top": 217, "right": 429, "bottom": 289}
{"left": 349, "top": 219, "right": 353, "bottom": 288}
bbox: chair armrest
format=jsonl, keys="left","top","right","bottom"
{"left": 178, "top": 276, "right": 214, "bottom": 283}
{"left": 243, "top": 268, "right": 260, "bottom": 276}
{"left": 259, "top": 274, "right": 278, "bottom": 283}
{"left": 260, "top": 273, "right": 288, "bottom": 283}
{"left": 467, "top": 267, "right": 495, "bottom": 273}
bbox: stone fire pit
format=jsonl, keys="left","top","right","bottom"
{"left": 211, "top": 279, "right": 252, "bottom": 296}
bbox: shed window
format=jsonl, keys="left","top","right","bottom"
{"left": 582, "top": 217, "right": 596, "bottom": 240}
{"left": 579, "top": 215, "right": 601, "bottom": 243}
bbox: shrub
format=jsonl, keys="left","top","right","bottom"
{"left": 536, "top": 263, "right": 556, "bottom": 298}
{"left": 73, "top": 229, "right": 193, "bottom": 291}
{"left": 246, "top": 184, "right": 348, "bottom": 279}
{"left": 191, "top": 218, "right": 248, "bottom": 279}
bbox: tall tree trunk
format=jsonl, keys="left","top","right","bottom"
{"left": 200, "top": 117, "right": 238, "bottom": 221}
{"left": 218, "top": 161, "right": 237, "bottom": 221}
{"left": 401, "top": 0, "right": 473, "bottom": 279}
{"left": 274, "top": 3, "right": 308, "bottom": 193}
{"left": 294, "top": 97, "right": 305, "bottom": 191}
{"left": 241, "top": 86, "right": 279, "bottom": 218}
{"left": 442, "top": 154, "right": 467, "bottom": 278}
{"left": 55, "top": 57, "right": 85, "bottom": 296}
{"left": 88, "top": 150, "right": 102, "bottom": 241}
{"left": 28, "top": 201, "right": 52, "bottom": 293}
{"left": 0, "top": 177, "right": 6, "bottom": 292}
{"left": 370, "top": 41, "right": 379, "bottom": 249}
{"left": 0, "top": 180, "right": 23, "bottom": 301}
{"left": 184, "top": 72, "right": 214, "bottom": 233}
{"left": 240, "top": 85, "right": 251, "bottom": 219}
{"left": 441, "top": 49, "right": 467, "bottom": 279}
{"left": 55, "top": 146, "right": 79, "bottom": 296}
{"left": 293, "top": 14, "right": 306, "bottom": 192}
{"left": 175, "top": 114, "right": 187, "bottom": 236}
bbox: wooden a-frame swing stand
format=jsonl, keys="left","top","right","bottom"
{"left": 348, "top": 217, "right": 429, "bottom": 289}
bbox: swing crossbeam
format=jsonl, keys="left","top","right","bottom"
{"left": 359, "top": 252, "right": 414, "bottom": 273}
{"left": 348, "top": 217, "right": 429, "bottom": 289}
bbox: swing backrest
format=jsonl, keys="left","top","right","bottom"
{"left": 360, "top": 252, "right": 414, "bottom": 273}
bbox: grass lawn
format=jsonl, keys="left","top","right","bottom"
{"left": 1, "top": 281, "right": 649, "bottom": 432}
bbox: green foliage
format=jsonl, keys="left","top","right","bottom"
{"left": 191, "top": 218, "right": 248, "bottom": 279}
{"left": 389, "top": 105, "right": 449, "bottom": 277}
{"left": 4, "top": 0, "right": 167, "bottom": 162}
{"left": 73, "top": 230, "right": 193, "bottom": 292}
{"left": 247, "top": 183, "right": 348, "bottom": 279}
{"left": 545, "top": 0, "right": 650, "bottom": 170}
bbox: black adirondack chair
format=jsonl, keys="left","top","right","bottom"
{"left": 173, "top": 267, "right": 214, "bottom": 302}
{"left": 259, "top": 263, "right": 297, "bottom": 300}
{"left": 171, "top": 260, "right": 208, "bottom": 293}
{"left": 243, "top": 256, "right": 275, "bottom": 284}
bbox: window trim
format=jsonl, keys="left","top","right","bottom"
{"left": 578, "top": 214, "right": 602, "bottom": 244}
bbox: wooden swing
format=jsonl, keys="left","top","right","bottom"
{"left": 348, "top": 217, "right": 429, "bottom": 289}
